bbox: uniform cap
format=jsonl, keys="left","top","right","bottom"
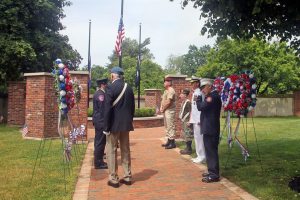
{"left": 190, "top": 76, "right": 200, "bottom": 83}
{"left": 96, "top": 78, "right": 108, "bottom": 85}
{"left": 181, "top": 88, "right": 190, "bottom": 96}
{"left": 200, "top": 78, "right": 213, "bottom": 88}
{"left": 110, "top": 66, "right": 124, "bottom": 75}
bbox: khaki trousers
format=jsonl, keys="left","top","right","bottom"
{"left": 106, "top": 131, "right": 131, "bottom": 183}
{"left": 164, "top": 109, "right": 176, "bottom": 140}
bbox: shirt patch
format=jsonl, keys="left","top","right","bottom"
{"left": 206, "top": 96, "right": 212, "bottom": 102}
{"left": 99, "top": 95, "right": 104, "bottom": 101}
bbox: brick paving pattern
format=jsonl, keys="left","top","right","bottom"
{"left": 85, "top": 127, "right": 257, "bottom": 200}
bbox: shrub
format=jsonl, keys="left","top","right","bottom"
{"left": 134, "top": 107, "right": 155, "bottom": 117}
{"left": 88, "top": 107, "right": 93, "bottom": 117}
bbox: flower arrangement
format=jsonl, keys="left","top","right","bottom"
{"left": 215, "top": 70, "right": 257, "bottom": 117}
{"left": 52, "top": 58, "right": 76, "bottom": 115}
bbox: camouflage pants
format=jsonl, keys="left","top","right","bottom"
{"left": 182, "top": 121, "right": 193, "bottom": 142}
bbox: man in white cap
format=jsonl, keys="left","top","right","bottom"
{"left": 196, "top": 78, "right": 222, "bottom": 183}
{"left": 189, "top": 76, "right": 206, "bottom": 163}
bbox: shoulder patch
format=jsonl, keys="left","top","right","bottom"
{"left": 98, "top": 95, "right": 104, "bottom": 101}
{"left": 206, "top": 96, "right": 212, "bottom": 102}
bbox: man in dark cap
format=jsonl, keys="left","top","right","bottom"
{"left": 93, "top": 78, "right": 109, "bottom": 169}
{"left": 196, "top": 78, "right": 222, "bottom": 183}
{"left": 103, "top": 66, "right": 135, "bottom": 188}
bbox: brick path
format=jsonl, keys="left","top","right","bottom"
{"left": 74, "top": 127, "right": 257, "bottom": 200}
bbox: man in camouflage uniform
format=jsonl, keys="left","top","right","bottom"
{"left": 160, "top": 77, "right": 176, "bottom": 149}
{"left": 178, "top": 88, "right": 193, "bottom": 155}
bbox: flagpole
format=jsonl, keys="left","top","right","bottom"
{"left": 88, "top": 19, "right": 91, "bottom": 108}
{"left": 137, "top": 23, "right": 141, "bottom": 108}
{"left": 119, "top": 0, "right": 124, "bottom": 68}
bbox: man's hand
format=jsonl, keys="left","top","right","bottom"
{"left": 103, "top": 131, "right": 110, "bottom": 136}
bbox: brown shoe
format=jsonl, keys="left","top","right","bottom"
{"left": 120, "top": 179, "right": 132, "bottom": 185}
{"left": 107, "top": 180, "right": 120, "bottom": 188}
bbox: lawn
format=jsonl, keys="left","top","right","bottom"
{"left": 0, "top": 125, "right": 86, "bottom": 200}
{"left": 177, "top": 117, "right": 300, "bottom": 200}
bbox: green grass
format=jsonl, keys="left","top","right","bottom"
{"left": 0, "top": 125, "right": 86, "bottom": 200}
{"left": 177, "top": 117, "right": 300, "bottom": 200}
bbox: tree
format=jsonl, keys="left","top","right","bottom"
{"left": 107, "top": 37, "right": 165, "bottom": 94}
{"left": 172, "top": 0, "right": 300, "bottom": 52}
{"left": 0, "top": 0, "right": 82, "bottom": 93}
{"left": 197, "top": 38, "right": 300, "bottom": 94}
{"left": 182, "top": 45, "right": 210, "bottom": 76}
{"left": 165, "top": 45, "right": 210, "bottom": 76}
{"left": 107, "top": 37, "right": 154, "bottom": 68}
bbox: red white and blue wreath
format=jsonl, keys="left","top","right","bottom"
{"left": 52, "top": 58, "right": 85, "bottom": 161}
{"left": 214, "top": 70, "right": 257, "bottom": 160}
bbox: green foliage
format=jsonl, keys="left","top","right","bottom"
{"left": 0, "top": 0, "right": 82, "bottom": 93}
{"left": 134, "top": 107, "right": 156, "bottom": 117}
{"left": 172, "top": 0, "right": 300, "bottom": 53}
{"left": 107, "top": 37, "right": 166, "bottom": 94}
{"left": 88, "top": 107, "right": 93, "bottom": 117}
{"left": 197, "top": 38, "right": 300, "bottom": 94}
{"left": 0, "top": 125, "right": 86, "bottom": 199}
{"left": 177, "top": 117, "right": 300, "bottom": 200}
{"left": 165, "top": 45, "right": 210, "bottom": 76}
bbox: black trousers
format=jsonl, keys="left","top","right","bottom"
{"left": 203, "top": 134, "right": 220, "bottom": 178}
{"left": 94, "top": 127, "right": 106, "bottom": 166}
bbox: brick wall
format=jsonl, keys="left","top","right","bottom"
{"left": 7, "top": 81, "right": 26, "bottom": 126}
{"left": 294, "top": 91, "right": 300, "bottom": 116}
{"left": 144, "top": 89, "right": 161, "bottom": 109}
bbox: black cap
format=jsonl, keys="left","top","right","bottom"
{"left": 96, "top": 78, "right": 108, "bottom": 85}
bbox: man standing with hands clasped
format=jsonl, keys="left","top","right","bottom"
{"left": 92, "top": 78, "right": 108, "bottom": 169}
{"left": 196, "top": 78, "right": 222, "bottom": 183}
{"left": 103, "top": 66, "right": 135, "bottom": 188}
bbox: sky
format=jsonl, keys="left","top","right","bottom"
{"left": 60, "top": 0, "right": 216, "bottom": 68}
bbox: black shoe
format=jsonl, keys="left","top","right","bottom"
{"left": 202, "top": 176, "right": 220, "bottom": 183}
{"left": 202, "top": 172, "right": 210, "bottom": 177}
{"left": 107, "top": 181, "right": 120, "bottom": 188}
{"left": 120, "top": 179, "right": 132, "bottom": 185}
{"left": 161, "top": 139, "right": 170, "bottom": 147}
{"left": 165, "top": 139, "right": 176, "bottom": 149}
{"left": 95, "top": 161, "right": 108, "bottom": 169}
{"left": 180, "top": 149, "right": 192, "bottom": 155}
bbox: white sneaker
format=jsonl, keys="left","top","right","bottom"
{"left": 192, "top": 157, "right": 201, "bottom": 163}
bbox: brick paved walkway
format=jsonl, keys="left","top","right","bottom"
{"left": 74, "top": 127, "right": 257, "bottom": 200}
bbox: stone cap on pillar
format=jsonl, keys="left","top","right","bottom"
{"left": 24, "top": 71, "right": 89, "bottom": 77}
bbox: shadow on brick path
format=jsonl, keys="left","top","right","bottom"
{"left": 73, "top": 127, "right": 258, "bottom": 200}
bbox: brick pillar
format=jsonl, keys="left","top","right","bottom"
{"left": 7, "top": 81, "right": 26, "bottom": 126}
{"left": 294, "top": 91, "right": 300, "bottom": 116}
{"left": 144, "top": 89, "right": 162, "bottom": 110}
{"left": 24, "top": 73, "right": 58, "bottom": 138}
{"left": 24, "top": 72, "right": 89, "bottom": 139}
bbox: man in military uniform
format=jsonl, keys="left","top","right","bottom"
{"left": 189, "top": 76, "right": 206, "bottom": 163}
{"left": 196, "top": 78, "right": 222, "bottom": 183}
{"left": 93, "top": 78, "right": 108, "bottom": 169}
{"left": 178, "top": 88, "right": 193, "bottom": 155}
{"left": 160, "top": 77, "right": 176, "bottom": 149}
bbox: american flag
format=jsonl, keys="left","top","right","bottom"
{"left": 115, "top": 17, "right": 125, "bottom": 57}
{"left": 22, "top": 124, "right": 28, "bottom": 137}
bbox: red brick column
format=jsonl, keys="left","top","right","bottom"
{"left": 144, "top": 89, "right": 162, "bottom": 109}
{"left": 7, "top": 81, "right": 26, "bottom": 126}
{"left": 68, "top": 71, "right": 89, "bottom": 137}
{"left": 24, "top": 73, "right": 58, "bottom": 138}
{"left": 24, "top": 72, "right": 89, "bottom": 139}
{"left": 294, "top": 91, "right": 300, "bottom": 116}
